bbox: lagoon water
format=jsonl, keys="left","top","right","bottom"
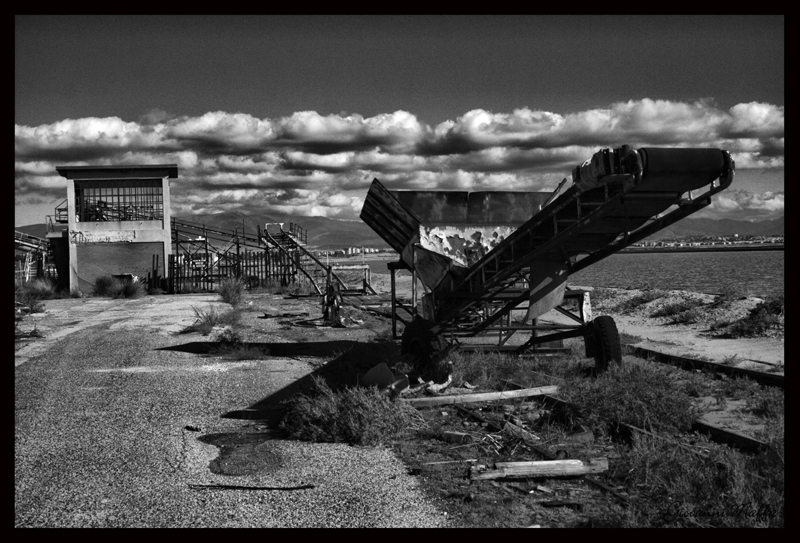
{"left": 568, "top": 250, "right": 784, "bottom": 298}
{"left": 364, "top": 250, "right": 784, "bottom": 298}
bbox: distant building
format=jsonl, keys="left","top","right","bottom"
{"left": 51, "top": 164, "right": 177, "bottom": 292}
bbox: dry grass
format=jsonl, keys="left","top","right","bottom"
{"left": 279, "top": 376, "right": 423, "bottom": 445}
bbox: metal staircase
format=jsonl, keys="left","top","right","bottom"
{"left": 260, "top": 222, "right": 345, "bottom": 295}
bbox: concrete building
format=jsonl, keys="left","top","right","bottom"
{"left": 50, "top": 164, "right": 177, "bottom": 292}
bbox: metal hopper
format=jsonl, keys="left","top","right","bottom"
{"left": 360, "top": 145, "right": 734, "bottom": 373}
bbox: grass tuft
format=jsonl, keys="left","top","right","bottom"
{"left": 279, "top": 376, "right": 422, "bottom": 445}
{"left": 561, "top": 359, "right": 701, "bottom": 435}
{"left": 180, "top": 305, "right": 242, "bottom": 335}
{"left": 615, "top": 289, "right": 666, "bottom": 313}
{"left": 610, "top": 432, "right": 783, "bottom": 527}
{"left": 217, "top": 277, "right": 245, "bottom": 306}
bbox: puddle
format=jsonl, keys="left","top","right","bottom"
{"left": 198, "top": 432, "right": 283, "bottom": 476}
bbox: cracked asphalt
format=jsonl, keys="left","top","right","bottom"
{"left": 15, "top": 294, "right": 449, "bottom": 528}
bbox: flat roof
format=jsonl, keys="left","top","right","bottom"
{"left": 56, "top": 164, "right": 178, "bottom": 180}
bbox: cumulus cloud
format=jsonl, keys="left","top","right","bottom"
{"left": 15, "top": 99, "right": 784, "bottom": 221}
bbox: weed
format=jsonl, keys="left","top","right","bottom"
{"left": 651, "top": 299, "right": 704, "bottom": 318}
{"left": 114, "top": 280, "right": 144, "bottom": 299}
{"left": 181, "top": 305, "right": 242, "bottom": 335}
{"left": 16, "top": 278, "right": 57, "bottom": 301}
{"left": 93, "top": 275, "right": 121, "bottom": 297}
{"left": 213, "top": 326, "right": 243, "bottom": 346}
{"left": 615, "top": 289, "right": 666, "bottom": 313}
{"left": 716, "top": 283, "right": 751, "bottom": 304}
{"left": 279, "top": 376, "right": 423, "bottom": 445}
{"left": 670, "top": 308, "right": 702, "bottom": 324}
{"left": 561, "top": 359, "right": 701, "bottom": 435}
{"left": 610, "top": 432, "right": 783, "bottom": 527}
{"left": 619, "top": 332, "right": 643, "bottom": 345}
{"left": 746, "top": 387, "right": 784, "bottom": 419}
{"left": 217, "top": 277, "right": 245, "bottom": 306}
{"left": 213, "top": 343, "right": 271, "bottom": 360}
{"left": 725, "top": 295, "right": 784, "bottom": 338}
{"left": 719, "top": 354, "right": 739, "bottom": 366}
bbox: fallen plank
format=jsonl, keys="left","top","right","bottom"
{"left": 402, "top": 386, "right": 559, "bottom": 408}
{"left": 624, "top": 345, "right": 784, "bottom": 388}
{"left": 504, "top": 421, "right": 541, "bottom": 444}
{"left": 470, "top": 457, "right": 608, "bottom": 480}
{"left": 584, "top": 476, "right": 629, "bottom": 504}
{"left": 691, "top": 420, "right": 771, "bottom": 454}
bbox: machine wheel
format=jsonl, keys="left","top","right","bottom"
{"left": 401, "top": 317, "right": 451, "bottom": 380}
{"left": 592, "top": 316, "right": 622, "bottom": 373}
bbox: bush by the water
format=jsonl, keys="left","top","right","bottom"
{"left": 725, "top": 294, "right": 784, "bottom": 338}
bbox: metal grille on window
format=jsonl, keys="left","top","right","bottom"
{"left": 74, "top": 179, "right": 163, "bottom": 222}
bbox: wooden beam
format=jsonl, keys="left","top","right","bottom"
{"left": 402, "top": 386, "right": 558, "bottom": 408}
{"left": 470, "top": 457, "right": 608, "bottom": 480}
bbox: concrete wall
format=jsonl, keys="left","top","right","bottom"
{"left": 65, "top": 176, "right": 172, "bottom": 292}
{"left": 74, "top": 242, "right": 165, "bottom": 291}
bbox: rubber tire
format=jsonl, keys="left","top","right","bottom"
{"left": 401, "top": 317, "right": 448, "bottom": 364}
{"left": 592, "top": 316, "right": 622, "bottom": 373}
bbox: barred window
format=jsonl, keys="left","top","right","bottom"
{"left": 74, "top": 179, "right": 164, "bottom": 222}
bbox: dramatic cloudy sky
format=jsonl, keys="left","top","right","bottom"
{"left": 15, "top": 15, "right": 784, "bottom": 227}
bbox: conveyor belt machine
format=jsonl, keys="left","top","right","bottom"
{"left": 360, "top": 145, "right": 734, "bottom": 376}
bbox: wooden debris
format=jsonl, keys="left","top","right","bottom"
{"left": 504, "top": 421, "right": 541, "bottom": 444}
{"left": 402, "top": 386, "right": 558, "bottom": 408}
{"left": 584, "top": 476, "right": 629, "bottom": 504}
{"left": 442, "top": 431, "right": 472, "bottom": 444}
{"left": 420, "top": 459, "right": 477, "bottom": 465}
{"left": 691, "top": 420, "right": 771, "bottom": 454}
{"left": 470, "top": 457, "right": 608, "bottom": 480}
{"left": 427, "top": 374, "right": 453, "bottom": 394}
{"left": 541, "top": 500, "right": 585, "bottom": 511}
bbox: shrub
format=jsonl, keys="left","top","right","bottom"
{"left": 726, "top": 295, "right": 784, "bottom": 338}
{"left": 561, "top": 359, "right": 701, "bottom": 435}
{"left": 615, "top": 289, "right": 666, "bottom": 313}
{"left": 611, "top": 432, "right": 783, "bottom": 527}
{"left": 93, "top": 275, "right": 145, "bottom": 299}
{"left": 279, "top": 376, "right": 421, "bottom": 445}
{"left": 181, "top": 305, "right": 242, "bottom": 335}
{"left": 669, "top": 307, "right": 702, "bottom": 324}
{"left": 93, "top": 275, "right": 122, "bottom": 297}
{"left": 113, "top": 280, "right": 144, "bottom": 299}
{"left": 217, "top": 277, "right": 245, "bottom": 306}
{"left": 651, "top": 299, "right": 704, "bottom": 318}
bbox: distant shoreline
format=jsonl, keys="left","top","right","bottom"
{"left": 619, "top": 244, "right": 784, "bottom": 254}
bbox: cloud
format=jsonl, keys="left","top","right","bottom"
{"left": 15, "top": 99, "right": 784, "bottom": 222}
{"left": 697, "top": 189, "right": 784, "bottom": 220}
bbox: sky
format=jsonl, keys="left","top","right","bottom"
{"left": 15, "top": 15, "right": 784, "bottom": 227}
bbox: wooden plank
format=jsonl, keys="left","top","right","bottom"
{"left": 691, "top": 421, "right": 771, "bottom": 454}
{"left": 402, "top": 386, "right": 558, "bottom": 408}
{"left": 471, "top": 457, "right": 608, "bottom": 480}
{"left": 624, "top": 345, "right": 783, "bottom": 388}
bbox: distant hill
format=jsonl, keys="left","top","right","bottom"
{"left": 16, "top": 212, "right": 783, "bottom": 249}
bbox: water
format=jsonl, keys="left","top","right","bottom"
{"left": 569, "top": 250, "right": 783, "bottom": 298}
{"left": 362, "top": 250, "right": 784, "bottom": 298}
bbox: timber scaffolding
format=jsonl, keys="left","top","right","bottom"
{"left": 361, "top": 145, "right": 735, "bottom": 371}
{"left": 169, "top": 218, "right": 375, "bottom": 296}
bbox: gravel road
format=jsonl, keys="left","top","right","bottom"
{"left": 15, "top": 294, "right": 450, "bottom": 527}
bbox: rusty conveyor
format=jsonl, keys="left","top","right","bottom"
{"left": 361, "top": 145, "right": 734, "bottom": 342}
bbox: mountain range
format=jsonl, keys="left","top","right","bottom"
{"left": 16, "top": 211, "right": 784, "bottom": 248}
